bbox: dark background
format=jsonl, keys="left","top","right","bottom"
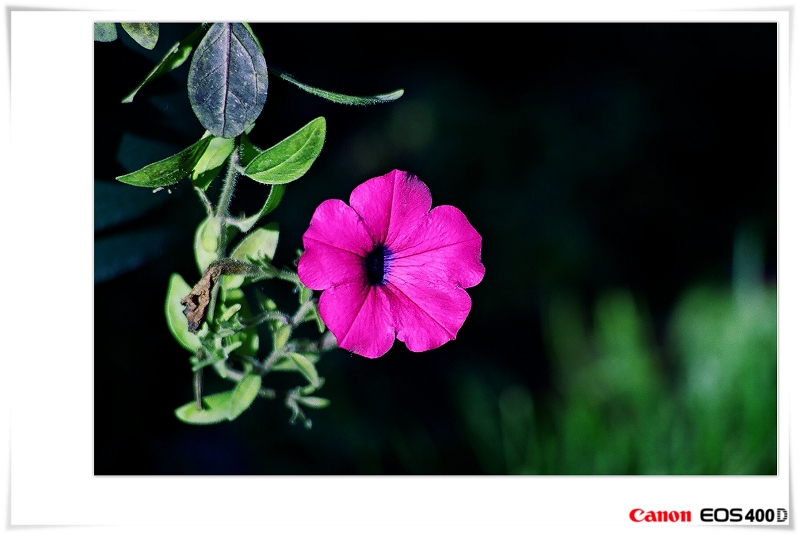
{"left": 95, "top": 23, "right": 777, "bottom": 475}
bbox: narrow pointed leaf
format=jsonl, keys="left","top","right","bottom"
{"left": 165, "top": 273, "right": 202, "bottom": 352}
{"left": 273, "top": 324, "right": 291, "bottom": 352}
{"left": 270, "top": 66, "right": 403, "bottom": 105}
{"left": 115, "top": 136, "right": 212, "bottom": 188}
{"left": 271, "top": 351, "right": 319, "bottom": 372}
{"left": 243, "top": 117, "right": 325, "bottom": 184}
{"left": 297, "top": 396, "right": 330, "bottom": 409}
{"left": 228, "top": 374, "right": 262, "bottom": 420}
{"left": 122, "top": 24, "right": 206, "bottom": 103}
{"left": 175, "top": 391, "right": 233, "bottom": 425}
{"left": 94, "top": 23, "right": 117, "bottom": 42}
{"left": 188, "top": 23, "right": 268, "bottom": 139}
{"left": 287, "top": 352, "right": 320, "bottom": 387}
{"left": 121, "top": 23, "right": 159, "bottom": 50}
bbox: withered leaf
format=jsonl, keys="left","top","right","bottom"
{"left": 181, "top": 258, "right": 262, "bottom": 333}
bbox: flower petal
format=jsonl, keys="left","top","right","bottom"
{"left": 384, "top": 276, "right": 473, "bottom": 353}
{"left": 390, "top": 205, "right": 485, "bottom": 289}
{"left": 349, "top": 170, "right": 432, "bottom": 246}
{"left": 298, "top": 199, "right": 373, "bottom": 290}
{"left": 318, "top": 281, "right": 395, "bottom": 358}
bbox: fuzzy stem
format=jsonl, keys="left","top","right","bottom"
{"left": 194, "top": 186, "right": 214, "bottom": 216}
{"left": 292, "top": 299, "right": 316, "bottom": 326}
{"left": 242, "top": 310, "right": 291, "bottom": 328}
{"left": 215, "top": 141, "right": 241, "bottom": 258}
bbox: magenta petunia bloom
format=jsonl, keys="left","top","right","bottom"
{"left": 297, "top": 170, "right": 485, "bottom": 358}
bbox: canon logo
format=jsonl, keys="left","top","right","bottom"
{"left": 630, "top": 509, "right": 692, "bottom": 522}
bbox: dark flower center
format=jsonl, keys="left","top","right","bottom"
{"left": 365, "top": 244, "right": 392, "bottom": 286}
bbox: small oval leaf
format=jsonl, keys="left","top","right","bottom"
{"left": 270, "top": 66, "right": 404, "bottom": 105}
{"left": 223, "top": 223, "right": 279, "bottom": 290}
{"left": 188, "top": 23, "right": 268, "bottom": 139}
{"left": 175, "top": 391, "right": 233, "bottom": 425}
{"left": 120, "top": 23, "right": 159, "bottom": 50}
{"left": 165, "top": 273, "right": 202, "bottom": 352}
{"left": 195, "top": 216, "right": 220, "bottom": 273}
{"left": 115, "top": 136, "right": 212, "bottom": 188}
{"left": 243, "top": 117, "right": 325, "bottom": 184}
{"left": 231, "top": 223, "right": 280, "bottom": 263}
{"left": 287, "top": 352, "right": 320, "bottom": 387}
{"left": 94, "top": 23, "right": 118, "bottom": 42}
{"left": 228, "top": 374, "right": 262, "bottom": 420}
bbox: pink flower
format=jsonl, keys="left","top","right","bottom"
{"left": 298, "top": 170, "right": 485, "bottom": 358}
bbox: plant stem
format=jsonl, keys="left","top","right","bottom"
{"left": 194, "top": 186, "right": 214, "bottom": 216}
{"left": 292, "top": 299, "right": 315, "bottom": 326}
{"left": 242, "top": 310, "right": 290, "bottom": 328}
{"left": 193, "top": 368, "right": 204, "bottom": 410}
{"left": 215, "top": 139, "right": 241, "bottom": 258}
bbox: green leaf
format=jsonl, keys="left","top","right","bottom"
{"left": 221, "top": 288, "right": 259, "bottom": 358}
{"left": 287, "top": 352, "right": 320, "bottom": 387}
{"left": 243, "top": 117, "right": 326, "bottom": 185}
{"left": 238, "top": 132, "right": 261, "bottom": 167}
{"left": 94, "top": 23, "right": 118, "bottom": 42}
{"left": 270, "top": 65, "right": 403, "bottom": 105}
{"left": 223, "top": 223, "right": 280, "bottom": 289}
{"left": 175, "top": 391, "right": 233, "bottom": 425}
{"left": 193, "top": 216, "right": 237, "bottom": 273}
{"left": 273, "top": 324, "right": 291, "bottom": 352}
{"left": 191, "top": 135, "right": 235, "bottom": 190}
{"left": 188, "top": 23, "right": 268, "bottom": 139}
{"left": 228, "top": 374, "right": 262, "bottom": 420}
{"left": 120, "top": 23, "right": 159, "bottom": 50}
{"left": 194, "top": 216, "right": 220, "bottom": 273}
{"left": 297, "top": 396, "right": 330, "bottom": 409}
{"left": 306, "top": 302, "right": 326, "bottom": 333}
{"left": 165, "top": 273, "right": 202, "bottom": 352}
{"left": 228, "top": 184, "right": 285, "bottom": 233}
{"left": 231, "top": 223, "right": 280, "bottom": 263}
{"left": 122, "top": 24, "right": 205, "bottom": 103}
{"left": 115, "top": 136, "right": 212, "bottom": 188}
{"left": 270, "top": 351, "right": 319, "bottom": 372}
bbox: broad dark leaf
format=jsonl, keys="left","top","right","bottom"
{"left": 188, "top": 23, "right": 268, "bottom": 139}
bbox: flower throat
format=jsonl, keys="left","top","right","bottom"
{"left": 365, "top": 244, "right": 392, "bottom": 285}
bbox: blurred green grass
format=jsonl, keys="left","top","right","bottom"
{"left": 456, "top": 226, "right": 776, "bottom": 474}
